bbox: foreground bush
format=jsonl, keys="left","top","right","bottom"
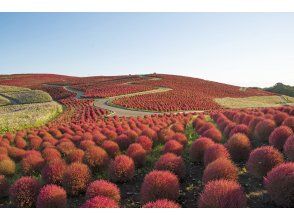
{"left": 154, "top": 153, "right": 186, "bottom": 179}
{"left": 226, "top": 133, "right": 252, "bottom": 162}
{"left": 0, "top": 157, "right": 16, "bottom": 176}
{"left": 264, "top": 162, "right": 294, "bottom": 207}
{"left": 202, "top": 158, "right": 238, "bottom": 184}
{"left": 198, "top": 180, "right": 247, "bottom": 208}
{"left": 102, "top": 140, "right": 120, "bottom": 158}
{"left": 284, "top": 135, "right": 294, "bottom": 161}
{"left": 140, "top": 170, "right": 179, "bottom": 204}
{"left": 126, "top": 143, "right": 147, "bottom": 167}
{"left": 9, "top": 176, "right": 41, "bottom": 207}
{"left": 189, "top": 137, "right": 214, "bottom": 163}
{"left": 108, "top": 155, "right": 135, "bottom": 182}
{"left": 86, "top": 180, "right": 120, "bottom": 203}
{"left": 204, "top": 144, "right": 230, "bottom": 167}
{"left": 143, "top": 199, "right": 181, "bottom": 208}
{"left": 246, "top": 146, "right": 284, "bottom": 178}
{"left": 163, "top": 140, "right": 183, "bottom": 156}
{"left": 41, "top": 160, "right": 66, "bottom": 185}
{"left": 81, "top": 196, "right": 118, "bottom": 208}
{"left": 36, "top": 184, "right": 67, "bottom": 208}
{"left": 62, "top": 163, "right": 92, "bottom": 196}
{"left": 269, "top": 126, "right": 293, "bottom": 150}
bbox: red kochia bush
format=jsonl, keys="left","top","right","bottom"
{"left": 115, "top": 134, "right": 131, "bottom": 151}
{"left": 246, "top": 146, "right": 284, "bottom": 178}
{"left": 154, "top": 153, "right": 186, "bottom": 179}
{"left": 83, "top": 146, "right": 109, "bottom": 171}
{"left": 81, "top": 196, "right": 118, "bottom": 208}
{"left": 198, "top": 123, "right": 215, "bottom": 135}
{"left": 264, "top": 162, "right": 294, "bottom": 207}
{"left": 269, "top": 126, "right": 293, "bottom": 150}
{"left": 198, "top": 180, "right": 247, "bottom": 208}
{"left": 36, "top": 184, "right": 67, "bottom": 208}
{"left": 21, "top": 153, "right": 45, "bottom": 175}
{"left": 42, "top": 160, "right": 66, "bottom": 185}
{"left": 284, "top": 135, "right": 294, "bottom": 161}
{"left": 67, "top": 149, "right": 85, "bottom": 163}
{"left": 189, "top": 137, "right": 214, "bottom": 163}
{"left": 226, "top": 133, "right": 252, "bottom": 162}
{"left": 229, "top": 124, "right": 250, "bottom": 138}
{"left": 9, "top": 176, "right": 41, "bottom": 207}
{"left": 254, "top": 119, "right": 276, "bottom": 143}
{"left": 140, "top": 170, "right": 179, "bottom": 204}
{"left": 163, "top": 140, "right": 183, "bottom": 156}
{"left": 169, "top": 133, "right": 188, "bottom": 146}
{"left": 136, "top": 135, "right": 153, "bottom": 153}
{"left": 126, "top": 143, "right": 147, "bottom": 167}
{"left": 204, "top": 144, "right": 230, "bottom": 167}
{"left": 141, "top": 128, "right": 158, "bottom": 142}
{"left": 282, "top": 116, "right": 294, "bottom": 131}
{"left": 0, "top": 175, "right": 9, "bottom": 198}
{"left": 202, "top": 128, "right": 222, "bottom": 143}
{"left": 202, "top": 158, "right": 238, "bottom": 184}
{"left": 108, "top": 155, "right": 135, "bottom": 182}
{"left": 273, "top": 112, "right": 288, "bottom": 126}
{"left": 8, "top": 147, "right": 26, "bottom": 161}
{"left": 42, "top": 147, "right": 62, "bottom": 162}
{"left": 86, "top": 180, "right": 121, "bottom": 202}
{"left": 14, "top": 136, "right": 27, "bottom": 149}
{"left": 102, "top": 140, "right": 120, "bottom": 157}
{"left": 143, "top": 199, "right": 181, "bottom": 208}
{"left": 62, "top": 163, "right": 92, "bottom": 196}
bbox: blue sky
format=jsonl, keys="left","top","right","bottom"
{"left": 0, "top": 13, "right": 293, "bottom": 87}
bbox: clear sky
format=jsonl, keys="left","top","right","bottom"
{"left": 0, "top": 13, "right": 293, "bottom": 87}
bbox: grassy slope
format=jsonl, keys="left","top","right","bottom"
{"left": 1, "top": 90, "right": 52, "bottom": 104}
{"left": 0, "top": 95, "right": 11, "bottom": 106}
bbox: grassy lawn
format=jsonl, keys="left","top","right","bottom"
{"left": 215, "top": 95, "right": 294, "bottom": 109}
{"left": 0, "top": 85, "right": 31, "bottom": 93}
{"left": 0, "top": 95, "right": 11, "bottom": 106}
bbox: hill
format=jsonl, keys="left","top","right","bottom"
{"left": 264, "top": 83, "right": 294, "bottom": 97}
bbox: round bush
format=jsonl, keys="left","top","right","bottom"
{"left": 163, "top": 140, "right": 183, "bottom": 156}
{"left": 14, "top": 136, "right": 27, "bottom": 149}
{"left": 202, "top": 128, "right": 222, "bottom": 143}
{"left": 269, "top": 126, "right": 293, "bottom": 150}
{"left": 202, "top": 158, "right": 238, "bottom": 184}
{"left": 141, "top": 128, "right": 158, "bottom": 142}
{"left": 198, "top": 179, "right": 247, "bottom": 208}
{"left": 86, "top": 180, "right": 121, "bottom": 202}
{"left": 169, "top": 133, "right": 188, "bottom": 146}
{"left": 226, "top": 133, "right": 252, "bottom": 162}
{"left": 42, "top": 160, "right": 66, "bottom": 185}
{"left": 115, "top": 134, "right": 131, "bottom": 151}
{"left": 154, "top": 153, "right": 186, "bottom": 179}
{"left": 248, "top": 117, "right": 264, "bottom": 135}
{"left": 36, "top": 184, "right": 67, "bottom": 208}
{"left": 62, "top": 162, "right": 92, "bottom": 196}
{"left": 264, "top": 162, "right": 294, "bottom": 207}
{"left": 81, "top": 196, "right": 118, "bottom": 208}
{"left": 204, "top": 144, "right": 230, "bottom": 167}
{"left": 273, "top": 112, "right": 288, "bottom": 126}
{"left": 0, "top": 157, "right": 16, "bottom": 176}
{"left": 0, "top": 175, "right": 9, "bottom": 198}
{"left": 42, "top": 147, "right": 62, "bottom": 162}
{"left": 198, "top": 123, "right": 215, "bottom": 135}
{"left": 254, "top": 119, "right": 276, "bottom": 143}
{"left": 158, "top": 129, "right": 175, "bottom": 143}
{"left": 126, "top": 143, "right": 147, "bottom": 167}
{"left": 21, "top": 154, "right": 45, "bottom": 175}
{"left": 246, "top": 146, "right": 284, "bottom": 178}
{"left": 171, "top": 123, "right": 185, "bottom": 133}
{"left": 136, "top": 135, "right": 153, "bottom": 153}
{"left": 140, "top": 170, "right": 179, "bottom": 204}
{"left": 84, "top": 146, "right": 109, "bottom": 171}
{"left": 143, "top": 199, "right": 181, "bottom": 208}
{"left": 9, "top": 176, "right": 41, "bottom": 207}
{"left": 189, "top": 137, "right": 214, "bottom": 163}
{"left": 102, "top": 140, "right": 120, "bottom": 158}
{"left": 284, "top": 135, "right": 294, "bottom": 161}
{"left": 108, "top": 155, "right": 135, "bottom": 182}
{"left": 67, "top": 149, "right": 85, "bottom": 163}
{"left": 223, "top": 123, "right": 236, "bottom": 138}
{"left": 7, "top": 147, "right": 26, "bottom": 162}
{"left": 282, "top": 116, "right": 294, "bottom": 131}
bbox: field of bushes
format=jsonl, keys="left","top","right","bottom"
{"left": 0, "top": 104, "right": 293, "bottom": 208}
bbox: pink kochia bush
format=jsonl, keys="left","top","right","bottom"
{"left": 202, "top": 128, "right": 222, "bottom": 143}
{"left": 36, "top": 184, "right": 67, "bottom": 208}
{"left": 226, "top": 133, "right": 252, "bottom": 162}
{"left": 86, "top": 180, "right": 121, "bottom": 203}
{"left": 81, "top": 196, "right": 118, "bottom": 208}
{"left": 163, "top": 140, "right": 183, "bottom": 156}
{"left": 102, "top": 140, "right": 120, "bottom": 158}
{"left": 140, "top": 170, "right": 179, "bottom": 204}
{"left": 143, "top": 199, "right": 181, "bottom": 208}
{"left": 126, "top": 143, "right": 147, "bottom": 167}
{"left": 264, "top": 162, "right": 294, "bottom": 207}
{"left": 62, "top": 163, "right": 92, "bottom": 196}
{"left": 203, "top": 144, "right": 230, "bottom": 167}
{"left": 108, "top": 155, "right": 135, "bottom": 182}
{"left": 284, "top": 135, "right": 294, "bottom": 161}
{"left": 136, "top": 135, "right": 153, "bottom": 153}
{"left": 254, "top": 119, "right": 276, "bottom": 143}
{"left": 189, "top": 137, "right": 214, "bottom": 163}
{"left": 41, "top": 160, "right": 66, "bottom": 185}
{"left": 202, "top": 158, "right": 238, "bottom": 184}
{"left": 246, "top": 146, "right": 284, "bottom": 178}
{"left": 269, "top": 126, "right": 293, "bottom": 150}
{"left": 154, "top": 153, "right": 186, "bottom": 179}
{"left": 9, "top": 176, "right": 41, "bottom": 207}
{"left": 198, "top": 180, "right": 247, "bottom": 208}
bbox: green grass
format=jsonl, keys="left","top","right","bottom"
{"left": 0, "top": 85, "right": 31, "bottom": 93}
{"left": 0, "top": 101, "right": 63, "bottom": 134}
{"left": 0, "top": 95, "right": 11, "bottom": 106}
{"left": 1, "top": 90, "right": 52, "bottom": 104}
